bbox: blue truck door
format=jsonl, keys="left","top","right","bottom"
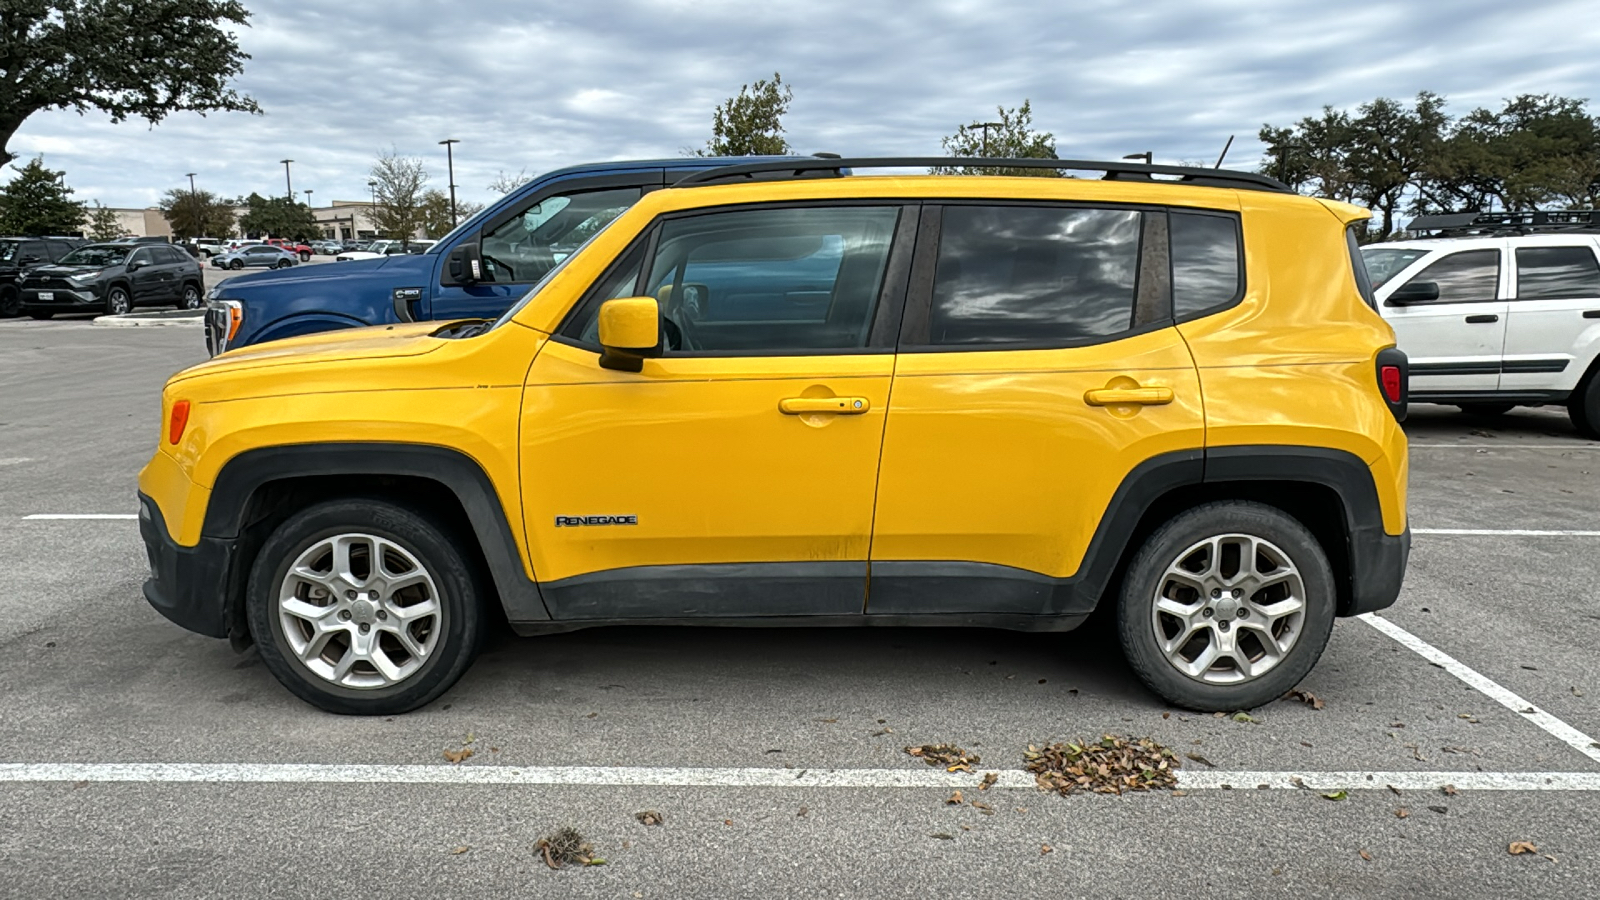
{"left": 425, "top": 170, "right": 663, "bottom": 321}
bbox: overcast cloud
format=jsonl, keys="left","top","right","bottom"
{"left": 10, "top": 0, "right": 1600, "bottom": 209}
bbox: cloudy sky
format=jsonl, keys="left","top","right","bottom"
{"left": 10, "top": 0, "right": 1600, "bottom": 210}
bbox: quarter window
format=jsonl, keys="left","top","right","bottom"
{"left": 480, "top": 187, "right": 642, "bottom": 285}
{"left": 1398, "top": 250, "right": 1500, "bottom": 303}
{"left": 1515, "top": 246, "right": 1600, "bottom": 300}
{"left": 927, "top": 206, "right": 1141, "bottom": 345}
{"left": 1171, "top": 212, "right": 1242, "bottom": 318}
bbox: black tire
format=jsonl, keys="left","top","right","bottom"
{"left": 247, "top": 499, "right": 484, "bottom": 715}
{"left": 1570, "top": 371, "right": 1600, "bottom": 440}
{"left": 275, "top": 259, "right": 291, "bottom": 269}
{"left": 177, "top": 283, "right": 203, "bottom": 310}
{"left": 299, "top": 250, "right": 311, "bottom": 262}
{"left": 27, "top": 311, "right": 53, "bottom": 320}
{"left": 0, "top": 286, "right": 18, "bottom": 318}
{"left": 1116, "top": 500, "right": 1337, "bottom": 712}
{"left": 104, "top": 285, "right": 132, "bottom": 316}
{"left": 229, "top": 259, "right": 243, "bottom": 270}
{"left": 1457, "top": 402, "right": 1515, "bottom": 416}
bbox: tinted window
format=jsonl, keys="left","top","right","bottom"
{"left": 1399, "top": 249, "right": 1499, "bottom": 303}
{"left": 127, "top": 249, "right": 153, "bottom": 266}
{"left": 481, "top": 186, "right": 642, "bottom": 285}
{"left": 1171, "top": 212, "right": 1242, "bottom": 317}
{"left": 642, "top": 206, "right": 898, "bottom": 353}
{"left": 58, "top": 246, "right": 129, "bottom": 266}
{"left": 929, "top": 206, "right": 1140, "bottom": 345}
{"left": 563, "top": 244, "right": 648, "bottom": 344}
{"left": 1361, "top": 248, "right": 1428, "bottom": 288}
{"left": 1516, "top": 246, "right": 1600, "bottom": 300}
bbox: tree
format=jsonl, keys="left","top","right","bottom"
{"left": 1419, "top": 95, "right": 1600, "bottom": 212}
{"left": 698, "top": 73, "right": 793, "bottom": 156}
{"left": 419, "top": 189, "right": 482, "bottom": 238}
{"left": 369, "top": 151, "right": 429, "bottom": 244}
{"left": 932, "top": 101, "right": 1060, "bottom": 176}
{"left": 86, "top": 201, "right": 121, "bottom": 240}
{"left": 159, "top": 188, "right": 237, "bottom": 239}
{"left": 237, "top": 193, "right": 316, "bottom": 240}
{"left": 0, "top": 156, "right": 83, "bottom": 234}
{"left": 488, "top": 169, "right": 529, "bottom": 194}
{"left": 0, "top": 1, "right": 261, "bottom": 166}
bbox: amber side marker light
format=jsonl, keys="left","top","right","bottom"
{"left": 168, "top": 400, "right": 191, "bottom": 444}
{"left": 226, "top": 305, "right": 242, "bottom": 341}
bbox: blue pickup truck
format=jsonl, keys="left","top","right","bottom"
{"left": 203, "top": 156, "right": 817, "bottom": 354}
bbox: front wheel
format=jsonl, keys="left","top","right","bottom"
{"left": 0, "top": 286, "right": 19, "bottom": 317}
{"left": 275, "top": 259, "right": 292, "bottom": 269}
{"left": 177, "top": 284, "right": 202, "bottom": 310}
{"left": 1116, "top": 501, "right": 1336, "bottom": 711}
{"left": 104, "top": 286, "right": 132, "bottom": 316}
{"left": 247, "top": 499, "right": 483, "bottom": 715}
{"left": 229, "top": 259, "right": 243, "bottom": 270}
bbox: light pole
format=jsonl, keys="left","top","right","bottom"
{"left": 185, "top": 172, "right": 199, "bottom": 240}
{"left": 972, "top": 121, "right": 1004, "bottom": 157}
{"left": 367, "top": 179, "right": 378, "bottom": 238}
{"left": 439, "top": 138, "right": 460, "bottom": 225}
{"left": 303, "top": 189, "right": 316, "bottom": 238}
{"left": 279, "top": 159, "right": 294, "bottom": 199}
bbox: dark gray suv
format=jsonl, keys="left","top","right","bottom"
{"left": 0, "top": 237, "right": 85, "bottom": 317}
{"left": 18, "top": 243, "right": 204, "bottom": 318}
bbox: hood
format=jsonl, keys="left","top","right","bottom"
{"left": 169, "top": 320, "right": 449, "bottom": 383}
{"left": 29, "top": 262, "right": 111, "bottom": 276}
{"left": 218, "top": 252, "right": 430, "bottom": 295}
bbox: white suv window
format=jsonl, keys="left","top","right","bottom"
{"left": 1515, "top": 247, "right": 1600, "bottom": 299}
{"left": 1400, "top": 249, "right": 1500, "bottom": 303}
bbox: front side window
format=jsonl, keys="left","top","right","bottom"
{"left": 928, "top": 206, "right": 1141, "bottom": 345}
{"left": 1398, "top": 249, "right": 1500, "bottom": 303}
{"left": 128, "top": 249, "right": 153, "bottom": 266}
{"left": 1172, "top": 212, "right": 1242, "bottom": 318}
{"left": 1516, "top": 246, "right": 1600, "bottom": 299}
{"left": 479, "top": 186, "right": 642, "bottom": 285}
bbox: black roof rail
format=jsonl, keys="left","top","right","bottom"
{"left": 1407, "top": 209, "right": 1600, "bottom": 236}
{"left": 674, "top": 157, "right": 1293, "bottom": 193}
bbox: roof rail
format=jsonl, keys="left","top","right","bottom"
{"left": 673, "top": 157, "right": 1293, "bottom": 193}
{"left": 1407, "top": 209, "right": 1600, "bottom": 235}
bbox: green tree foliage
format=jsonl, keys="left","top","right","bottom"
{"left": 699, "top": 73, "right": 793, "bottom": 156}
{"left": 369, "top": 151, "right": 428, "bottom": 244}
{"left": 933, "top": 101, "right": 1060, "bottom": 176}
{"left": 86, "top": 201, "right": 121, "bottom": 240}
{"left": 0, "top": 1, "right": 261, "bottom": 165}
{"left": 419, "top": 189, "right": 484, "bottom": 238}
{"left": 0, "top": 156, "right": 84, "bottom": 234}
{"left": 159, "top": 188, "right": 237, "bottom": 239}
{"left": 237, "top": 193, "right": 316, "bottom": 240}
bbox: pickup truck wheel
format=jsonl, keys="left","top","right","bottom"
{"left": 0, "top": 286, "right": 18, "bottom": 317}
{"left": 247, "top": 499, "right": 483, "bottom": 715}
{"left": 1570, "top": 374, "right": 1600, "bottom": 439}
{"left": 299, "top": 250, "right": 311, "bottom": 262}
{"left": 1116, "top": 500, "right": 1336, "bottom": 712}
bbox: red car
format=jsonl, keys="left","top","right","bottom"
{"left": 264, "top": 238, "right": 313, "bottom": 262}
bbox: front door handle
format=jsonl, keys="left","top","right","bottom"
{"left": 1084, "top": 386, "right": 1174, "bottom": 407}
{"left": 779, "top": 397, "right": 870, "bottom": 415}
{"left": 1465, "top": 314, "right": 1499, "bottom": 324}
{"left": 1583, "top": 310, "right": 1600, "bottom": 319}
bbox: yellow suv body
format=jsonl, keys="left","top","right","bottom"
{"left": 138, "top": 158, "right": 1410, "bottom": 715}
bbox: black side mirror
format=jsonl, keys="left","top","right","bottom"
{"left": 447, "top": 242, "right": 484, "bottom": 284}
{"left": 126, "top": 260, "right": 145, "bottom": 272}
{"left": 1386, "top": 281, "right": 1439, "bottom": 305}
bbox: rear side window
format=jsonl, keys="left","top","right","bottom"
{"left": 1398, "top": 249, "right": 1500, "bottom": 303}
{"left": 1171, "top": 212, "right": 1242, "bottom": 318}
{"left": 1516, "top": 246, "right": 1600, "bottom": 300}
{"left": 928, "top": 206, "right": 1141, "bottom": 345}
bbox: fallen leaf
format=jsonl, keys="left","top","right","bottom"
{"left": 1509, "top": 841, "right": 1538, "bottom": 855}
{"left": 1290, "top": 777, "right": 1307, "bottom": 790}
{"left": 907, "top": 743, "right": 980, "bottom": 770}
{"left": 946, "top": 791, "right": 964, "bottom": 805}
{"left": 1171, "top": 790, "right": 1187, "bottom": 797}
{"left": 585, "top": 712, "right": 597, "bottom": 719}
{"left": 723, "top": 819, "right": 732, "bottom": 826}
{"left": 930, "top": 832, "right": 954, "bottom": 840}
{"left": 1458, "top": 714, "right": 1479, "bottom": 724}
{"left": 1359, "top": 849, "right": 1372, "bottom": 861}
{"left": 1543, "top": 854, "right": 1559, "bottom": 863}
{"left": 1322, "top": 790, "right": 1348, "bottom": 801}
{"left": 1025, "top": 734, "right": 1180, "bottom": 796}
{"left": 450, "top": 846, "right": 471, "bottom": 855}
{"left": 1231, "top": 712, "right": 1256, "bottom": 723}
{"left": 1427, "top": 805, "right": 1448, "bottom": 814}
{"left": 1185, "top": 752, "right": 1216, "bottom": 768}
{"left": 979, "top": 772, "right": 998, "bottom": 791}
{"left": 1442, "top": 784, "right": 1458, "bottom": 796}
{"left": 442, "top": 747, "right": 474, "bottom": 764}
{"left": 1395, "top": 808, "right": 1410, "bottom": 819}
{"left": 1040, "top": 843, "right": 1053, "bottom": 855}
{"left": 797, "top": 806, "right": 808, "bottom": 817}
{"left": 816, "top": 718, "right": 838, "bottom": 723}
{"left": 1162, "top": 712, "right": 1171, "bottom": 719}
{"left": 535, "top": 827, "right": 593, "bottom": 870}
{"left": 970, "top": 800, "right": 995, "bottom": 815}
{"left": 1387, "top": 785, "right": 1403, "bottom": 796}
{"left": 1285, "top": 689, "right": 1325, "bottom": 710}
{"left": 584, "top": 857, "right": 607, "bottom": 866}
{"left": 634, "top": 810, "right": 665, "bottom": 826}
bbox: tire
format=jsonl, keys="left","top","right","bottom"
{"left": 28, "top": 311, "right": 53, "bottom": 320}
{"left": 247, "top": 499, "right": 483, "bottom": 715}
{"left": 104, "top": 285, "right": 132, "bottom": 316}
{"left": 1457, "top": 402, "right": 1515, "bottom": 416}
{"left": 275, "top": 259, "right": 291, "bottom": 269}
{"left": 299, "top": 251, "right": 311, "bottom": 262}
{"left": 0, "top": 286, "right": 18, "bottom": 318}
{"left": 177, "top": 283, "right": 203, "bottom": 310}
{"left": 1116, "top": 500, "right": 1337, "bottom": 712}
{"left": 229, "top": 259, "right": 243, "bottom": 270}
{"left": 1570, "top": 371, "right": 1600, "bottom": 440}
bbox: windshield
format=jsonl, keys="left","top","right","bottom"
{"left": 0, "top": 243, "right": 16, "bottom": 262}
{"left": 1361, "top": 248, "right": 1430, "bottom": 289}
{"left": 59, "top": 245, "right": 130, "bottom": 266}
{"left": 490, "top": 218, "right": 621, "bottom": 331}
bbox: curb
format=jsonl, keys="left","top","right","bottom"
{"left": 93, "top": 312, "right": 204, "bottom": 328}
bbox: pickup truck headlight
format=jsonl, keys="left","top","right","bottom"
{"left": 65, "top": 270, "right": 103, "bottom": 285}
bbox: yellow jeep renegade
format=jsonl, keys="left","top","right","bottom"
{"left": 138, "top": 157, "right": 1410, "bottom": 715}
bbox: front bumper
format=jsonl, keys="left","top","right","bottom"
{"left": 19, "top": 285, "right": 100, "bottom": 310}
{"left": 139, "top": 493, "right": 233, "bottom": 639}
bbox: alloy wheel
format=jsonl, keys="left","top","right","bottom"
{"left": 107, "top": 288, "right": 131, "bottom": 315}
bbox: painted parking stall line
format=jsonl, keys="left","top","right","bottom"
{"left": 1413, "top": 528, "right": 1600, "bottom": 536}
{"left": 1360, "top": 613, "right": 1600, "bottom": 766}
{"left": 3, "top": 762, "right": 1600, "bottom": 792}
{"left": 21, "top": 514, "right": 137, "bottom": 520}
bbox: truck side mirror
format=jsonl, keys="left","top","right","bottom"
{"left": 597, "top": 296, "right": 662, "bottom": 372}
{"left": 447, "top": 243, "right": 484, "bottom": 284}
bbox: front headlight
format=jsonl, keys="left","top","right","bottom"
{"left": 65, "top": 270, "right": 103, "bottom": 285}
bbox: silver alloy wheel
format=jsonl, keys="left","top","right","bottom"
{"left": 107, "top": 288, "right": 131, "bottom": 315}
{"left": 276, "top": 533, "right": 443, "bottom": 689}
{"left": 181, "top": 286, "right": 201, "bottom": 309}
{"left": 1150, "top": 532, "right": 1306, "bottom": 685}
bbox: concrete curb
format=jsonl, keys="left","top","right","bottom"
{"left": 92, "top": 312, "right": 204, "bottom": 328}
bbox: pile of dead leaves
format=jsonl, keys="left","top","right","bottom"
{"left": 1025, "top": 735, "right": 1180, "bottom": 796}
{"left": 536, "top": 827, "right": 605, "bottom": 869}
{"left": 906, "top": 743, "right": 981, "bottom": 772}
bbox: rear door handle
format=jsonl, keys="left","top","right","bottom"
{"left": 1084, "top": 387, "right": 1174, "bottom": 407}
{"left": 779, "top": 397, "right": 869, "bottom": 415}
{"left": 1465, "top": 314, "right": 1499, "bottom": 323}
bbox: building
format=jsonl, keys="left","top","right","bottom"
{"left": 311, "top": 201, "right": 381, "bottom": 241}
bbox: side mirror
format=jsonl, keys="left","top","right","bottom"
{"left": 447, "top": 242, "right": 484, "bottom": 284}
{"left": 126, "top": 260, "right": 145, "bottom": 272}
{"left": 1386, "top": 281, "right": 1439, "bottom": 305}
{"left": 597, "top": 297, "right": 662, "bottom": 372}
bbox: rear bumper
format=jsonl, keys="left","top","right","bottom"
{"left": 1346, "top": 525, "right": 1409, "bottom": 615}
{"left": 139, "top": 493, "right": 233, "bottom": 639}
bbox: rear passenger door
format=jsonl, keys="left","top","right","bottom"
{"left": 1379, "top": 246, "right": 1507, "bottom": 393}
{"left": 1502, "top": 240, "right": 1600, "bottom": 395}
{"left": 867, "top": 204, "right": 1208, "bottom": 617}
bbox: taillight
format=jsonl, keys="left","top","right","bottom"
{"left": 1381, "top": 366, "right": 1401, "bottom": 403}
{"left": 168, "top": 400, "right": 190, "bottom": 445}
{"left": 1375, "top": 348, "right": 1408, "bottom": 422}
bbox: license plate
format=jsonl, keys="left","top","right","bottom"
{"left": 37, "top": 291, "right": 53, "bottom": 301}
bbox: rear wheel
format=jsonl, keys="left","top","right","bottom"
{"left": 247, "top": 499, "right": 483, "bottom": 715}
{"left": 1117, "top": 501, "right": 1336, "bottom": 711}
{"left": 299, "top": 250, "right": 311, "bottom": 262}
{"left": 27, "top": 311, "right": 52, "bottom": 320}
{"left": 1457, "top": 402, "right": 1515, "bottom": 416}
{"left": 0, "top": 286, "right": 18, "bottom": 317}
{"left": 275, "top": 259, "right": 292, "bottom": 269}
{"left": 1570, "top": 374, "right": 1600, "bottom": 440}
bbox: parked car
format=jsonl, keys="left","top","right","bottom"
{"left": 202, "top": 156, "right": 817, "bottom": 354}
{"left": 146, "top": 156, "right": 1411, "bottom": 715}
{"left": 185, "top": 238, "right": 226, "bottom": 259}
{"left": 265, "top": 238, "right": 314, "bottom": 262}
{"left": 212, "top": 244, "right": 300, "bottom": 271}
{"left": 310, "top": 240, "right": 343, "bottom": 256}
{"left": 1363, "top": 209, "right": 1600, "bottom": 438}
{"left": 18, "top": 241, "right": 203, "bottom": 317}
{"left": 334, "top": 239, "right": 437, "bottom": 261}
{"left": 0, "top": 236, "right": 86, "bottom": 317}
{"left": 340, "top": 239, "right": 366, "bottom": 252}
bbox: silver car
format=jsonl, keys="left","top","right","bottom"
{"left": 212, "top": 244, "right": 299, "bottom": 271}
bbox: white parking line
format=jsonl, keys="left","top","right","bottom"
{"left": 1360, "top": 613, "right": 1600, "bottom": 766}
{"left": 1413, "top": 528, "right": 1600, "bottom": 537}
{"left": 21, "top": 514, "right": 137, "bottom": 520}
{"left": 1, "top": 762, "right": 1598, "bottom": 791}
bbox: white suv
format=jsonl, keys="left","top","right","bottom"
{"left": 1363, "top": 213, "right": 1600, "bottom": 438}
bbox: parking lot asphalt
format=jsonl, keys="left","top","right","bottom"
{"left": 1, "top": 324, "right": 1598, "bottom": 898}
